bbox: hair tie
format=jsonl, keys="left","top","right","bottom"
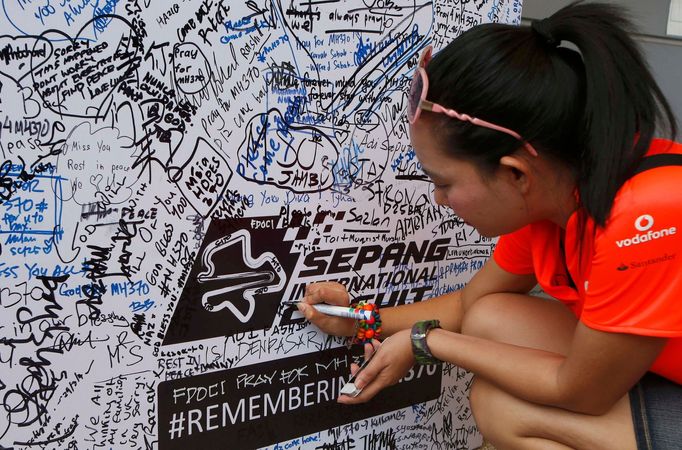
{"left": 531, "top": 19, "right": 560, "bottom": 48}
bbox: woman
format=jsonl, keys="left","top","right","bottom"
{"left": 297, "top": 2, "right": 681, "bottom": 449}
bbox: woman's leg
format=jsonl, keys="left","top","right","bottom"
{"left": 461, "top": 293, "right": 637, "bottom": 450}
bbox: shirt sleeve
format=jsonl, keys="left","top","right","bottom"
{"left": 493, "top": 225, "right": 535, "bottom": 275}
{"left": 581, "top": 176, "right": 682, "bottom": 337}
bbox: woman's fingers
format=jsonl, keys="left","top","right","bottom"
{"left": 303, "top": 282, "right": 349, "bottom": 306}
{"left": 295, "top": 298, "right": 355, "bottom": 336}
{"left": 363, "top": 339, "right": 382, "bottom": 361}
{"left": 337, "top": 360, "right": 384, "bottom": 404}
{"left": 339, "top": 378, "right": 385, "bottom": 404}
{"left": 337, "top": 334, "right": 413, "bottom": 405}
{"left": 297, "top": 281, "right": 353, "bottom": 334}
{"left": 296, "top": 302, "right": 331, "bottom": 326}
{"left": 296, "top": 302, "right": 313, "bottom": 319}
{"left": 337, "top": 339, "right": 389, "bottom": 404}
{"left": 363, "top": 341, "right": 375, "bottom": 361}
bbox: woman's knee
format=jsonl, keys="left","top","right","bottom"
{"left": 461, "top": 293, "right": 512, "bottom": 340}
{"left": 461, "top": 293, "right": 576, "bottom": 354}
{"left": 470, "top": 378, "right": 519, "bottom": 447}
{"left": 470, "top": 379, "right": 564, "bottom": 450}
{"left": 469, "top": 378, "right": 492, "bottom": 435}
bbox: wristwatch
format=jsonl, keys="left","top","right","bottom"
{"left": 411, "top": 319, "right": 441, "bottom": 365}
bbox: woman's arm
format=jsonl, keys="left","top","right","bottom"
{"left": 347, "top": 321, "right": 667, "bottom": 414}
{"left": 302, "top": 258, "right": 538, "bottom": 337}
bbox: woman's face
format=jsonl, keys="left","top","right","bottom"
{"left": 410, "top": 119, "right": 531, "bottom": 237}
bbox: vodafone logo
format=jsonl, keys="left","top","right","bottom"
{"left": 616, "top": 214, "right": 677, "bottom": 248}
{"left": 635, "top": 214, "right": 654, "bottom": 231}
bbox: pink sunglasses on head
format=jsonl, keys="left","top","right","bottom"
{"left": 408, "top": 45, "right": 539, "bottom": 157}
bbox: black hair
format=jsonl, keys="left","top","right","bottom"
{"left": 425, "top": 1, "right": 677, "bottom": 227}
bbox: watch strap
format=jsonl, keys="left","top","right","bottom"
{"left": 411, "top": 319, "right": 441, "bottom": 365}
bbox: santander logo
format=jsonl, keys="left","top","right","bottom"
{"left": 616, "top": 214, "right": 677, "bottom": 248}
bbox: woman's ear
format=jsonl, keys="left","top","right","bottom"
{"left": 499, "top": 155, "right": 532, "bottom": 194}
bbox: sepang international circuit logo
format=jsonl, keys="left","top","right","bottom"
{"left": 615, "top": 214, "right": 677, "bottom": 248}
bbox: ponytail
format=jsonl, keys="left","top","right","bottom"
{"left": 538, "top": 1, "right": 677, "bottom": 226}
{"left": 426, "top": 1, "right": 677, "bottom": 227}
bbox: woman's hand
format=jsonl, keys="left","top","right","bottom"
{"left": 298, "top": 282, "right": 357, "bottom": 337}
{"left": 337, "top": 329, "right": 415, "bottom": 404}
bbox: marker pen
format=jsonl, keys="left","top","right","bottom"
{"left": 282, "top": 301, "right": 371, "bottom": 321}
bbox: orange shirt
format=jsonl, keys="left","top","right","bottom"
{"left": 493, "top": 139, "right": 682, "bottom": 384}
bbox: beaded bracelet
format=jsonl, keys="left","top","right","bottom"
{"left": 351, "top": 301, "right": 382, "bottom": 345}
